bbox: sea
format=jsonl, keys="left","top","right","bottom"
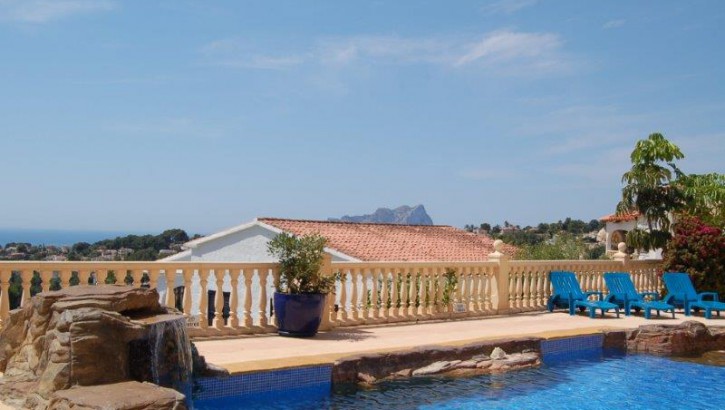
{"left": 0, "top": 229, "right": 151, "bottom": 247}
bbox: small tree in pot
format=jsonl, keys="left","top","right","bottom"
{"left": 267, "top": 232, "right": 335, "bottom": 337}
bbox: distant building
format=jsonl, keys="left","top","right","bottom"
{"left": 162, "top": 217, "right": 516, "bottom": 262}
{"left": 600, "top": 212, "right": 662, "bottom": 260}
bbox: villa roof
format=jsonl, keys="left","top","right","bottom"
{"left": 600, "top": 212, "right": 640, "bottom": 222}
{"left": 258, "top": 218, "right": 516, "bottom": 262}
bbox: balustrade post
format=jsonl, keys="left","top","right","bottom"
{"left": 78, "top": 269, "right": 92, "bottom": 286}
{"left": 318, "top": 254, "right": 334, "bottom": 331}
{"left": 199, "top": 268, "right": 209, "bottom": 330}
{"left": 361, "top": 268, "right": 370, "bottom": 323}
{"left": 164, "top": 268, "right": 175, "bottom": 308}
{"left": 407, "top": 268, "right": 417, "bottom": 318}
{"left": 226, "top": 268, "right": 241, "bottom": 328}
{"left": 182, "top": 268, "right": 193, "bottom": 317}
{"left": 40, "top": 270, "right": 53, "bottom": 293}
{"left": 371, "top": 268, "right": 380, "bottom": 322}
{"left": 418, "top": 268, "right": 427, "bottom": 317}
{"left": 489, "top": 240, "right": 511, "bottom": 314}
{"left": 258, "top": 268, "right": 269, "bottom": 329}
{"left": 242, "top": 269, "right": 254, "bottom": 329}
{"left": 59, "top": 269, "right": 72, "bottom": 289}
{"left": 350, "top": 268, "right": 359, "bottom": 323}
{"left": 213, "top": 269, "right": 225, "bottom": 330}
{"left": 20, "top": 270, "right": 31, "bottom": 306}
{"left": 0, "top": 269, "right": 10, "bottom": 321}
{"left": 380, "top": 270, "right": 390, "bottom": 322}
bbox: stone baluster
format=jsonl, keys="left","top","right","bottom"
{"left": 228, "top": 268, "right": 240, "bottom": 329}
{"left": 59, "top": 269, "right": 72, "bottom": 289}
{"left": 40, "top": 269, "right": 53, "bottom": 293}
{"left": 164, "top": 268, "right": 175, "bottom": 308}
{"left": 338, "top": 270, "right": 348, "bottom": 322}
{"left": 426, "top": 267, "right": 436, "bottom": 317}
{"left": 361, "top": 268, "right": 370, "bottom": 323}
{"left": 436, "top": 267, "right": 445, "bottom": 317}
{"left": 407, "top": 268, "right": 417, "bottom": 318}
{"left": 350, "top": 268, "right": 359, "bottom": 323}
{"left": 212, "top": 269, "right": 225, "bottom": 330}
{"left": 182, "top": 268, "right": 193, "bottom": 317}
{"left": 198, "top": 268, "right": 209, "bottom": 330}
{"left": 391, "top": 269, "right": 400, "bottom": 321}
{"left": 270, "top": 268, "right": 280, "bottom": 329}
{"left": 258, "top": 268, "right": 269, "bottom": 328}
{"left": 418, "top": 268, "right": 427, "bottom": 317}
{"left": 20, "top": 270, "right": 31, "bottom": 306}
{"left": 399, "top": 268, "right": 409, "bottom": 320}
{"left": 77, "top": 269, "right": 91, "bottom": 286}
{"left": 371, "top": 268, "right": 380, "bottom": 322}
{"left": 380, "top": 270, "right": 390, "bottom": 322}
{"left": 243, "top": 269, "right": 253, "bottom": 329}
{"left": 470, "top": 266, "right": 480, "bottom": 314}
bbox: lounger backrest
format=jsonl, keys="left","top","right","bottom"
{"left": 603, "top": 272, "right": 640, "bottom": 301}
{"left": 663, "top": 272, "right": 698, "bottom": 300}
{"left": 550, "top": 271, "right": 585, "bottom": 299}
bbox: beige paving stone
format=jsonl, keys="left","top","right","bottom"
{"left": 195, "top": 311, "right": 715, "bottom": 374}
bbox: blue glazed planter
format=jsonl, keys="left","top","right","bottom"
{"left": 273, "top": 292, "right": 326, "bottom": 337}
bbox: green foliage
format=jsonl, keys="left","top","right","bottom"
{"left": 663, "top": 215, "right": 725, "bottom": 295}
{"left": 617, "top": 133, "right": 686, "bottom": 251}
{"left": 517, "top": 233, "right": 600, "bottom": 260}
{"left": 616, "top": 133, "right": 724, "bottom": 252}
{"left": 675, "top": 173, "right": 725, "bottom": 228}
{"left": 267, "top": 232, "right": 334, "bottom": 294}
{"left": 441, "top": 268, "right": 458, "bottom": 305}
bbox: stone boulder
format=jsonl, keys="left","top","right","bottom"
{"left": 626, "top": 321, "right": 725, "bottom": 356}
{"left": 0, "top": 286, "right": 189, "bottom": 409}
{"left": 47, "top": 381, "right": 187, "bottom": 410}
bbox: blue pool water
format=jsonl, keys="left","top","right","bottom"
{"left": 194, "top": 350, "right": 725, "bottom": 410}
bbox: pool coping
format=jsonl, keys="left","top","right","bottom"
{"left": 217, "top": 325, "right": 627, "bottom": 375}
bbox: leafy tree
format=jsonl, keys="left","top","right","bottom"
{"left": 675, "top": 173, "right": 725, "bottom": 228}
{"left": 617, "top": 133, "right": 686, "bottom": 251}
{"left": 480, "top": 223, "right": 491, "bottom": 232}
{"left": 517, "top": 233, "right": 595, "bottom": 260}
{"left": 491, "top": 225, "right": 502, "bottom": 234}
{"left": 663, "top": 215, "right": 725, "bottom": 295}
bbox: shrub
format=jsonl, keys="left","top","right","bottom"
{"left": 663, "top": 215, "right": 725, "bottom": 295}
{"left": 267, "top": 232, "right": 335, "bottom": 294}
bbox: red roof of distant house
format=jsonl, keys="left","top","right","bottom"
{"left": 600, "top": 212, "right": 639, "bottom": 222}
{"left": 258, "top": 218, "right": 517, "bottom": 262}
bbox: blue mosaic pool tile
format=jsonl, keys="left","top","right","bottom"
{"left": 540, "top": 334, "right": 604, "bottom": 356}
{"left": 194, "top": 365, "right": 332, "bottom": 400}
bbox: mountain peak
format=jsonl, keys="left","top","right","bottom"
{"left": 330, "top": 204, "right": 434, "bottom": 225}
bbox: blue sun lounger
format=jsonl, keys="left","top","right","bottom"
{"left": 547, "top": 271, "right": 620, "bottom": 318}
{"left": 603, "top": 272, "right": 675, "bottom": 319}
{"left": 663, "top": 272, "right": 725, "bottom": 319}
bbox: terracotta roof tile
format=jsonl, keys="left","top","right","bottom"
{"left": 600, "top": 212, "right": 639, "bottom": 222}
{"left": 258, "top": 218, "right": 517, "bottom": 262}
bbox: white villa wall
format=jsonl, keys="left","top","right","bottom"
{"left": 604, "top": 217, "right": 662, "bottom": 260}
{"left": 191, "top": 225, "right": 278, "bottom": 262}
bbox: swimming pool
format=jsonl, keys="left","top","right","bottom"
{"left": 194, "top": 349, "right": 725, "bottom": 409}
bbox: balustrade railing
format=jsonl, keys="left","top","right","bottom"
{"left": 0, "top": 256, "right": 663, "bottom": 337}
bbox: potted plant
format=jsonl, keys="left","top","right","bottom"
{"left": 267, "top": 232, "right": 335, "bottom": 337}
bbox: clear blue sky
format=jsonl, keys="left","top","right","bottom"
{"left": 1, "top": 0, "right": 723, "bottom": 234}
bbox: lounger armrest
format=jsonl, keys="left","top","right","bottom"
{"left": 663, "top": 294, "right": 676, "bottom": 304}
{"left": 698, "top": 292, "right": 719, "bottom": 302}
{"left": 639, "top": 292, "right": 660, "bottom": 300}
{"left": 584, "top": 291, "right": 603, "bottom": 301}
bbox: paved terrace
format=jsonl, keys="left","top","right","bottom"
{"left": 195, "top": 311, "right": 717, "bottom": 374}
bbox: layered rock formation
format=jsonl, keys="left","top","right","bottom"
{"left": 0, "top": 286, "right": 193, "bottom": 409}
{"left": 625, "top": 321, "right": 725, "bottom": 356}
{"left": 330, "top": 204, "right": 434, "bottom": 225}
